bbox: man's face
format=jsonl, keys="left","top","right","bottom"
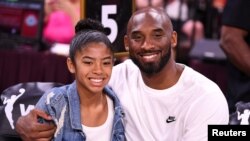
{"left": 126, "top": 9, "right": 175, "bottom": 75}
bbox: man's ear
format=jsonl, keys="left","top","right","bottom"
{"left": 171, "top": 31, "right": 177, "bottom": 48}
{"left": 67, "top": 58, "right": 75, "bottom": 73}
{"left": 124, "top": 35, "right": 129, "bottom": 51}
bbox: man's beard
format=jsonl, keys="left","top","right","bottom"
{"left": 130, "top": 46, "right": 171, "bottom": 75}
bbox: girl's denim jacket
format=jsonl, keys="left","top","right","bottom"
{"left": 36, "top": 81, "right": 126, "bottom": 141}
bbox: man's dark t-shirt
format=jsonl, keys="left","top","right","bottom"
{"left": 222, "top": 0, "right": 250, "bottom": 113}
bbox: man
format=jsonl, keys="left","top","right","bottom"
{"left": 220, "top": 0, "right": 250, "bottom": 114}
{"left": 16, "top": 7, "right": 229, "bottom": 141}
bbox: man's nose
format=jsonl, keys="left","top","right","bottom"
{"left": 141, "top": 37, "right": 154, "bottom": 50}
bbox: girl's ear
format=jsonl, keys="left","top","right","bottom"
{"left": 67, "top": 58, "right": 75, "bottom": 73}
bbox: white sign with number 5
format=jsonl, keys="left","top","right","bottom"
{"left": 102, "top": 5, "right": 118, "bottom": 43}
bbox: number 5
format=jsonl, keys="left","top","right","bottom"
{"left": 102, "top": 5, "right": 118, "bottom": 43}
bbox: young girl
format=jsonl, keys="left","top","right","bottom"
{"left": 36, "top": 19, "right": 126, "bottom": 141}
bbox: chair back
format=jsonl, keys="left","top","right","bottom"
{"left": 229, "top": 101, "right": 250, "bottom": 125}
{"left": 0, "top": 82, "right": 63, "bottom": 140}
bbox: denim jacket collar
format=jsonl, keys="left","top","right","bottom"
{"left": 67, "top": 82, "right": 82, "bottom": 130}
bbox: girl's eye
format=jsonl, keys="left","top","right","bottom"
{"left": 104, "top": 62, "right": 110, "bottom": 65}
{"left": 83, "top": 61, "right": 92, "bottom": 65}
{"left": 103, "top": 60, "right": 112, "bottom": 65}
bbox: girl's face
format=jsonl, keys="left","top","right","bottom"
{"left": 67, "top": 42, "right": 113, "bottom": 95}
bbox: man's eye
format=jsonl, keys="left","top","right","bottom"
{"left": 132, "top": 35, "right": 143, "bottom": 40}
{"left": 153, "top": 33, "right": 163, "bottom": 38}
{"left": 135, "top": 36, "right": 142, "bottom": 39}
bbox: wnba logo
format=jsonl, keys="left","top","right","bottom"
{"left": 3, "top": 88, "right": 35, "bottom": 129}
